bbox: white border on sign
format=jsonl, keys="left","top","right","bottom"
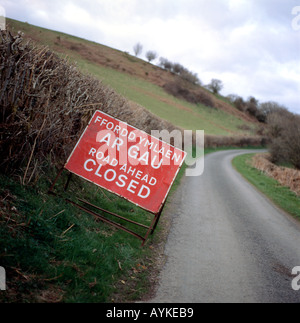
{"left": 65, "top": 110, "right": 187, "bottom": 214}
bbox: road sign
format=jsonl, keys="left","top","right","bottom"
{"left": 65, "top": 110, "right": 186, "bottom": 214}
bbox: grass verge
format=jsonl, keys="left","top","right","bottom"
{"left": 232, "top": 153, "right": 300, "bottom": 221}
{"left": 0, "top": 147, "right": 265, "bottom": 303}
{"left": 0, "top": 141, "right": 192, "bottom": 304}
{"left": 0, "top": 166, "right": 159, "bottom": 303}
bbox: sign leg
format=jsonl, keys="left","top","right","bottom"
{"left": 48, "top": 167, "right": 64, "bottom": 195}
{"left": 151, "top": 204, "right": 165, "bottom": 235}
{"left": 64, "top": 173, "right": 73, "bottom": 191}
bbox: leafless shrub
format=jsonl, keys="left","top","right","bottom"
{"left": 172, "top": 63, "right": 184, "bottom": 75}
{"left": 180, "top": 69, "right": 200, "bottom": 85}
{"left": 145, "top": 50, "right": 157, "bottom": 63}
{"left": 133, "top": 42, "right": 143, "bottom": 57}
{"left": 245, "top": 96, "right": 258, "bottom": 117}
{"left": 159, "top": 57, "right": 173, "bottom": 71}
{"left": 206, "top": 79, "right": 223, "bottom": 95}
{"left": 267, "top": 107, "right": 300, "bottom": 169}
{"left": 237, "top": 124, "right": 251, "bottom": 131}
{"left": 283, "top": 118, "right": 300, "bottom": 169}
{"left": 231, "top": 96, "right": 246, "bottom": 112}
{"left": 259, "top": 101, "right": 287, "bottom": 121}
{"left": 159, "top": 57, "right": 201, "bottom": 85}
{"left": 256, "top": 125, "right": 267, "bottom": 136}
{"left": 267, "top": 108, "right": 293, "bottom": 138}
{"left": 163, "top": 80, "right": 214, "bottom": 107}
{"left": 229, "top": 95, "right": 272, "bottom": 123}
{"left": 268, "top": 137, "right": 287, "bottom": 164}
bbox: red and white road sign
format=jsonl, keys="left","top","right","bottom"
{"left": 65, "top": 110, "right": 186, "bottom": 214}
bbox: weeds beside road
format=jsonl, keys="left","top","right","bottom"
{"left": 233, "top": 153, "right": 300, "bottom": 221}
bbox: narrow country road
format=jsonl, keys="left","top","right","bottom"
{"left": 150, "top": 150, "right": 300, "bottom": 303}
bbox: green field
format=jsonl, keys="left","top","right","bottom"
{"left": 78, "top": 60, "right": 255, "bottom": 135}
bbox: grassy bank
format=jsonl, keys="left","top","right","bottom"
{"left": 1, "top": 147, "right": 268, "bottom": 303}
{"left": 0, "top": 166, "right": 159, "bottom": 303}
{"left": 77, "top": 60, "right": 253, "bottom": 136}
{"left": 0, "top": 144, "right": 190, "bottom": 303}
{"left": 232, "top": 153, "right": 300, "bottom": 220}
{"left": 0, "top": 27, "right": 187, "bottom": 303}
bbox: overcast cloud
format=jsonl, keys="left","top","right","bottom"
{"left": 1, "top": 0, "right": 300, "bottom": 113}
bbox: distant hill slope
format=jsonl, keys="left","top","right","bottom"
{"left": 7, "top": 18, "right": 260, "bottom": 137}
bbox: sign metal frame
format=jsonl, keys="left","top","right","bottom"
{"left": 48, "top": 111, "right": 186, "bottom": 246}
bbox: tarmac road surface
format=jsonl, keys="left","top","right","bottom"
{"left": 150, "top": 150, "right": 300, "bottom": 303}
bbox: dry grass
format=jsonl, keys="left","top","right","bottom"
{"left": 252, "top": 153, "right": 300, "bottom": 196}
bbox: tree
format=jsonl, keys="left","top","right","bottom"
{"left": 231, "top": 95, "right": 246, "bottom": 112}
{"left": 257, "top": 101, "right": 288, "bottom": 123}
{"left": 207, "top": 79, "right": 223, "bottom": 94}
{"left": 145, "top": 50, "right": 158, "bottom": 63}
{"left": 172, "top": 63, "right": 184, "bottom": 75}
{"left": 245, "top": 96, "right": 259, "bottom": 117}
{"left": 133, "top": 42, "right": 143, "bottom": 57}
{"left": 159, "top": 57, "right": 173, "bottom": 71}
{"left": 283, "top": 116, "right": 300, "bottom": 169}
{"left": 267, "top": 109, "right": 300, "bottom": 169}
{"left": 181, "top": 69, "right": 201, "bottom": 85}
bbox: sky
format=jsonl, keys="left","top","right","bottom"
{"left": 1, "top": 0, "right": 300, "bottom": 114}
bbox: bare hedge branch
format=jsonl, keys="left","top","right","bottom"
{"left": 0, "top": 30, "right": 180, "bottom": 180}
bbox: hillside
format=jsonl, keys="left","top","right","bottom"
{"left": 7, "top": 18, "right": 261, "bottom": 138}
{"left": 0, "top": 20, "right": 265, "bottom": 303}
